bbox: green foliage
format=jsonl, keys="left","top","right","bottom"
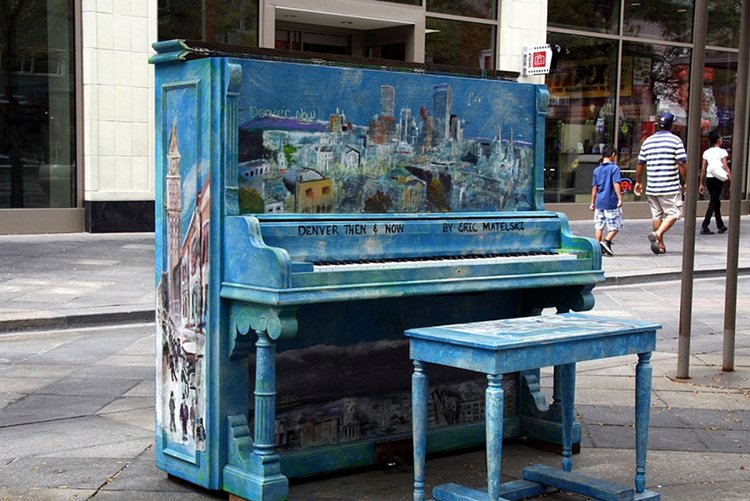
{"left": 282, "top": 144, "right": 298, "bottom": 166}
{"left": 238, "top": 187, "right": 265, "bottom": 214}
{"left": 427, "top": 177, "right": 448, "bottom": 211}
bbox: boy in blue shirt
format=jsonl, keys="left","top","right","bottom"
{"left": 590, "top": 144, "right": 623, "bottom": 256}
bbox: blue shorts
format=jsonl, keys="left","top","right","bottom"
{"left": 594, "top": 208, "right": 624, "bottom": 231}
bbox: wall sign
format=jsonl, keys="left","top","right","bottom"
{"left": 523, "top": 45, "right": 552, "bottom": 76}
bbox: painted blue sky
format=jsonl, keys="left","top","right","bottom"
{"left": 166, "top": 85, "right": 206, "bottom": 238}
{"left": 237, "top": 58, "right": 539, "bottom": 142}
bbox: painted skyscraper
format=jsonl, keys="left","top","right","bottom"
{"left": 432, "top": 83, "right": 452, "bottom": 143}
{"left": 380, "top": 85, "right": 395, "bottom": 117}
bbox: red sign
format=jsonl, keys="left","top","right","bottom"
{"left": 523, "top": 45, "right": 552, "bottom": 75}
{"left": 532, "top": 51, "right": 547, "bottom": 68}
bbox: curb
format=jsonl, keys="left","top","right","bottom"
{"left": 0, "top": 309, "right": 155, "bottom": 334}
{"left": 602, "top": 267, "right": 750, "bottom": 287}
{"left": 1, "top": 269, "right": 748, "bottom": 334}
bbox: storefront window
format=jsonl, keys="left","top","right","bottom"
{"left": 544, "top": 34, "right": 618, "bottom": 203}
{"left": 158, "top": 0, "right": 202, "bottom": 40}
{"left": 548, "top": 0, "right": 619, "bottom": 34}
{"left": 703, "top": 51, "right": 737, "bottom": 141}
{"left": 707, "top": 0, "right": 741, "bottom": 48}
{"left": 617, "top": 42, "right": 691, "bottom": 199}
{"left": 0, "top": 0, "right": 76, "bottom": 208}
{"left": 425, "top": 18, "right": 495, "bottom": 68}
{"left": 701, "top": 50, "right": 737, "bottom": 201}
{"left": 158, "top": 0, "right": 259, "bottom": 46}
{"left": 427, "top": 0, "right": 497, "bottom": 20}
{"left": 623, "top": 0, "right": 694, "bottom": 43}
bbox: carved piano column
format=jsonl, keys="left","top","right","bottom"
{"left": 224, "top": 303, "right": 298, "bottom": 501}
{"left": 253, "top": 333, "right": 277, "bottom": 458}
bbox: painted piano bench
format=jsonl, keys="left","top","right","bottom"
{"left": 406, "top": 313, "right": 662, "bottom": 501}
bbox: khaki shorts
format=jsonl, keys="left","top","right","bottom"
{"left": 648, "top": 193, "right": 683, "bottom": 220}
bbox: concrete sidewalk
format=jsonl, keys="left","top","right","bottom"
{"left": 0, "top": 217, "right": 749, "bottom": 500}
{"left": 1, "top": 216, "right": 750, "bottom": 333}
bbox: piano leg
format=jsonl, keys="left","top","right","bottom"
{"left": 515, "top": 286, "right": 591, "bottom": 452}
{"left": 519, "top": 369, "right": 580, "bottom": 452}
{"left": 223, "top": 303, "right": 298, "bottom": 501}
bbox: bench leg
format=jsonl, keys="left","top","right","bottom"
{"left": 635, "top": 352, "right": 653, "bottom": 493}
{"left": 559, "top": 363, "right": 576, "bottom": 472}
{"left": 412, "top": 360, "right": 428, "bottom": 501}
{"left": 486, "top": 374, "right": 504, "bottom": 501}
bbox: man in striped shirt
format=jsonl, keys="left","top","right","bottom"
{"left": 634, "top": 111, "right": 687, "bottom": 255}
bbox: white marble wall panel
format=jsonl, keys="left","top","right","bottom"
{"left": 82, "top": 0, "right": 156, "bottom": 202}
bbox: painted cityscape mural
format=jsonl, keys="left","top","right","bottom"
{"left": 236, "top": 61, "right": 538, "bottom": 215}
{"left": 156, "top": 82, "right": 209, "bottom": 457}
{"left": 251, "top": 339, "right": 514, "bottom": 452}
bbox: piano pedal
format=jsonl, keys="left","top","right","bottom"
{"left": 375, "top": 438, "right": 412, "bottom": 472}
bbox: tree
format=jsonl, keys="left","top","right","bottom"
{"left": 427, "top": 177, "right": 448, "bottom": 211}
{"left": 364, "top": 191, "right": 392, "bottom": 213}
{"left": 238, "top": 187, "right": 265, "bottom": 214}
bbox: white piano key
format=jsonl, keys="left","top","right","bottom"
{"left": 312, "top": 253, "right": 577, "bottom": 272}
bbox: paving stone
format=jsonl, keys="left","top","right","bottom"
{"left": 656, "top": 480, "right": 750, "bottom": 500}
{"left": 691, "top": 428, "right": 750, "bottom": 454}
{"left": 34, "top": 377, "right": 141, "bottom": 398}
{"left": 584, "top": 424, "right": 709, "bottom": 452}
{"left": 73, "top": 357, "right": 154, "bottom": 377}
{"left": 0, "top": 378, "right": 59, "bottom": 394}
{"left": 576, "top": 404, "right": 682, "bottom": 428}
{"left": 97, "top": 396, "right": 153, "bottom": 416}
{"left": 0, "top": 487, "right": 98, "bottom": 500}
{"left": 0, "top": 394, "right": 118, "bottom": 426}
{"left": 567, "top": 388, "right": 637, "bottom": 406}
{"left": 655, "top": 388, "right": 750, "bottom": 410}
{"left": 102, "top": 462, "right": 207, "bottom": 493}
{"left": 98, "top": 406, "right": 154, "bottom": 432}
{"left": 0, "top": 456, "right": 126, "bottom": 489}
{"left": 92, "top": 491, "right": 222, "bottom": 500}
{"left": 0, "top": 364, "right": 80, "bottom": 378}
{"left": 41, "top": 438, "right": 153, "bottom": 459}
{"left": 670, "top": 408, "right": 750, "bottom": 431}
{"left": 122, "top": 379, "right": 155, "bottom": 398}
{"left": 0, "top": 415, "right": 152, "bottom": 461}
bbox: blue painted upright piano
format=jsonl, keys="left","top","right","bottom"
{"left": 152, "top": 41, "right": 604, "bottom": 500}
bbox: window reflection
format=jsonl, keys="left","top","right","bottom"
{"left": 158, "top": 0, "right": 259, "bottom": 46}
{"left": 158, "top": 0, "right": 202, "bottom": 40}
{"left": 701, "top": 50, "right": 737, "bottom": 174}
{"left": 0, "top": 0, "right": 76, "bottom": 208}
{"left": 425, "top": 18, "right": 495, "bottom": 67}
{"left": 707, "top": 0, "right": 741, "bottom": 48}
{"left": 427, "top": 0, "right": 497, "bottom": 20}
{"left": 618, "top": 42, "right": 690, "bottom": 198}
{"left": 548, "top": 0, "right": 619, "bottom": 34}
{"left": 623, "top": 0, "right": 693, "bottom": 43}
{"left": 544, "top": 34, "right": 617, "bottom": 203}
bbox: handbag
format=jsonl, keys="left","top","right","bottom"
{"left": 708, "top": 162, "right": 729, "bottom": 182}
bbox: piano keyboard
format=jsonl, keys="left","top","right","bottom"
{"left": 313, "top": 252, "right": 576, "bottom": 272}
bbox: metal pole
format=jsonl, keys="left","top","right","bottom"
{"left": 723, "top": 0, "right": 750, "bottom": 372}
{"left": 676, "top": 0, "right": 708, "bottom": 379}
